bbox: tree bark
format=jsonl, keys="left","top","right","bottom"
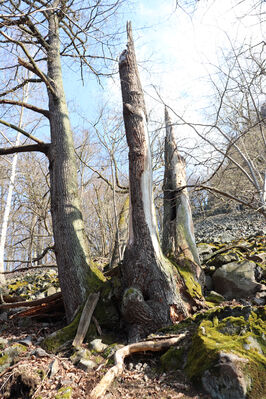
{"left": 109, "top": 195, "right": 129, "bottom": 269}
{"left": 119, "top": 22, "right": 188, "bottom": 341}
{"left": 162, "top": 108, "right": 197, "bottom": 262}
{"left": 162, "top": 107, "right": 203, "bottom": 283}
{"left": 46, "top": 4, "right": 100, "bottom": 322}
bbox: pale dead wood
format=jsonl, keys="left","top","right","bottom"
{"left": 90, "top": 333, "right": 187, "bottom": 399}
{"left": 72, "top": 292, "right": 100, "bottom": 347}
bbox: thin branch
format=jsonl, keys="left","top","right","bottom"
{"left": 0, "top": 118, "right": 45, "bottom": 145}
{"left": 0, "top": 78, "right": 42, "bottom": 97}
{"left": 0, "top": 99, "right": 49, "bottom": 118}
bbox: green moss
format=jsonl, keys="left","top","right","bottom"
{"left": 55, "top": 386, "right": 73, "bottom": 399}
{"left": 185, "top": 307, "right": 266, "bottom": 398}
{"left": 11, "top": 343, "right": 27, "bottom": 352}
{"left": 175, "top": 260, "right": 203, "bottom": 300}
{"left": 41, "top": 311, "right": 81, "bottom": 353}
{"left": 0, "top": 353, "right": 9, "bottom": 366}
{"left": 161, "top": 346, "right": 185, "bottom": 371}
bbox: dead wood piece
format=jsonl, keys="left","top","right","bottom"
{"left": 90, "top": 333, "right": 187, "bottom": 399}
{"left": 72, "top": 292, "right": 100, "bottom": 347}
{"left": 0, "top": 292, "right": 62, "bottom": 310}
{"left": 9, "top": 297, "right": 64, "bottom": 319}
{"left": 3, "top": 294, "right": 25, "bottom": 303}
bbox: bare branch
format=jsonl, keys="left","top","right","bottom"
{"left": 0, "top": 99, "right": 49, "bottom": 118}
{"left": 0, "top": 143, "right": 49, "bottom": 155}
{"left": 0, "top": 118, "right": 45, "bottom": 145}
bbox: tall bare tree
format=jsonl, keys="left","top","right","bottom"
{"left": 119, "top": 22, "right": 191, "bottom": 342}
{"left": 0, "top": 0, "right": 123, "bottom": 321}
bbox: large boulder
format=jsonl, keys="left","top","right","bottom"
{"left": 212, "top": 260, "right": 263, "bottom": 299}
{"left": 160, "top": 305, "right": 266, "bottom": 399}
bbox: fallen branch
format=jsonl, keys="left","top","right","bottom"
{"left": 73, "top": 292, "right": 100, "bottom": 347}
{"left": 9, "top": 295, "right": 64, "bottom": 319}
{"left": 90, "top": 333, "right": 187, "bottom": 399}
{"left": 0, "top": 292, "right": 62, "bottom": 310}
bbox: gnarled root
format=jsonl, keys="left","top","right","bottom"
{"left": 90, "top": 333, "right": 187, "bottom": 399}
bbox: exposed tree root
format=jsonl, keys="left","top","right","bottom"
{"left": 90, "top": 333, "right": 187, "bottom": 399}
{"left": 73, "top": 292, "right": 100, "bottom": 347}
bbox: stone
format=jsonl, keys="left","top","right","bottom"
{"left": 205, "top": 276, "right": 213, "bottom": 291}
{"left": 212, "top": 260, "right": 262, "bottom": 299}
{"left": 70, "top": 347, "right": 91, "bottom": 365}
{"left": 90, "top": 338, "right": 108, "bottom": 353}
{"left": 205, "top": 291, "right": 225, "bottom": 304}
{"left": 48, "top": 358, "right": 60, "bottom": 377}
{"left": 184, "top": 306, "right": 266, "bottom": 399}
{"left": 46, "top": 286, "right": 57, "bottom": 296}
{"left": 209, "top": 251, "right": 241, "bottom": 268}
{"left": 32, "top": 347, "right": 49, "bottom": 357}
{"left": 0, "top": 337, "right": 8, "bottom": 349}
{"left": 202, "top": 352, "right": 250, "bottom": 399}
{"left": 78, "top": 358, "right": 97, "bottom": 371}
{"left": 18, "top": 336, "right": 33, "bottom": 347}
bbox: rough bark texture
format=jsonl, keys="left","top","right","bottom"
{"left": 46, "top": 4, "right": 99, "bottom": 322}
{"left": 119, "top": 23, "right": 187, "bottom": 341}
{"left": 162, "top": 107, "right": 204, "bottom": 286}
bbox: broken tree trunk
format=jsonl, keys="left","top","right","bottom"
{"left": 108, "top": 195, "right": 129, "bottom": 269}
{"left": 118, "top": 22, "right": 188, "bottom": 342}
{"left": 162, "top": 107, "right": 204, "bottom": 289}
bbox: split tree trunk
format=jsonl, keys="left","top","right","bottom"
{"left": 109, "top": 195, "right": 129, "bottom": 269}
{"left": 119, "top": 23, "right": 187, "bottom": 342}
{"left": 162, "top": 107, "right": 204, "bottom": 285}
{"left": 162, "top": 109, "right": 199, "bottom": 261}
{"left": 46, "top": 5, "right": 98, "bottom": 322}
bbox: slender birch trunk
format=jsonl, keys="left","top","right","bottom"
{"left": 119, "top": 23, "right": 188, "bottom": 341}
{"left": 0, "top": 80, "right": 29, "bottom": 284}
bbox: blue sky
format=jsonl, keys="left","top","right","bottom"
{"left": 61, "top": 0, "right": 265, "bottom": 139}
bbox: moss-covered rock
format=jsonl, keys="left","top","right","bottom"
{"left": 0, "top": 343, "right": 28, "bottom": 373}
{"left": 186, "top": 306, "right": 266, "bottom": 399}
{"left": 160, "top": 306, "right": 265, "bottom": 399}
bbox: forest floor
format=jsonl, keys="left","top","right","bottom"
{"left": 0, "top": 317, "right": 212, "bottom": 399}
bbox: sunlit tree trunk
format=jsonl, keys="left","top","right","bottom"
{"left": 162, "top": 107, "right": 204, "bottom": 286}
{"left": 119, "top": 23, "right": 188, "bottom": 342}
{"left": 109, "top": 195, "right": 129, "bottom": 269}
{"left": 46, "top": 5, "right": 99, "bottom": 322}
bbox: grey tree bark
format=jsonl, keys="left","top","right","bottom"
{"left": 119, "top": 22, "right": 188, "bottom": 341}
{"left": 46, "top": 5, "right": 97, "bottom": 321}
